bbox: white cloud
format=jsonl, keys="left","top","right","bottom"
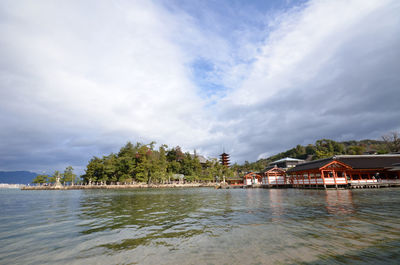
{"left": 216, "top": 0, "right": 400, "bottom": 161}
{"left": 1, "top": 0, "right": 400, "bottom": 172}
{"left": 0, "top": 0, "right": 219, "bottom": 172}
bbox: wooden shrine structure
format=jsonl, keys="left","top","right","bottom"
{"left": 287, "top": 155, "right": 400, "bottom": 188}
{"left": 243, "top": 172, "right": 262, "bottom": 186}
{"left": 262, "top": 165, "right": 287, "bottom": 187}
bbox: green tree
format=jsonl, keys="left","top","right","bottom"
{"left": 118, "top": 142, "right": 137, "bottom": 158}
{"left": 47, "top": 175, "right": 56, "bottom": 184}
{"left": 62, "top": 166, "right": 76, "bottom": 186}
{"left": 32, "top": 174, "right": 48, "bottom": 185}
{"left": 134, "top": 144, "right": 151, "bottom": 183}
{"left": 347, "top": 145, "right": 365, "bottom": 155}
{"left": 103, "top": 155, "right": 117, "bottom": 184}
{"left": 154, "top": 145, "right": 168, "bottom": 183}
{"left": 116, "top": 156, "right": 135, "bottom": 184}
{"left": 84, "top": 157, "right": 103, "bottom": 184}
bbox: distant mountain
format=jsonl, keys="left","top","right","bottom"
{"left": 0, "top": 171, "right": 38, "bottom": 184}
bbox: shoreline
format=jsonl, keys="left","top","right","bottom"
{"left": 21, "top": 183, "right": 216, "bottom": 190}
{"left": 0, "top": 183, "right": 26, "bottom": 189}
{"left": 19, "top": 182, "right": 400, "bottom": 191}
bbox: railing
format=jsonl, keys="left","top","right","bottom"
{"left": 378, "top": 179, "right": 400, "bottom": 184}
{"left": 325, "top": 178, "right": 347, "bottom": 185}
{"left": 350, "top": 179, "right": 377, "bottom": 184}
{"left": 292, "top": 178, "right": 347, "bottom": 185}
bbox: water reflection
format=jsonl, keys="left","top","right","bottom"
{"left": 324, "top": 190, "right": 355, "bottom": 215}
{"left": 2, "top": 188, "right": 400, "bottom": 264}
{"left": 77, "top": 189, "right": 236, "bottom": 252}
{"left": 269, "top": 189, "right": 285, "bottom": 220}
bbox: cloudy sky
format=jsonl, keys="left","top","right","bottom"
{"left": 1, "top": 0, "right": 400, "bottom": 174}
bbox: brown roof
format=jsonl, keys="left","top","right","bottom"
{"left": 264, "top": 165, "right": 276, "bottom": 171}
{"left": 226, "top": 176, "right": 243, "bottom": 181}
{"left": 336, "top": 155, "right": 400, "bottom": 169}
{"left": 287, "top": 158, "right": 333, "bottom": 172}
{"left": 287, "top": 155, "right": 400, "bottom": 172}
{"left": 264, "top": 165, "right": 286, "bottom": 173}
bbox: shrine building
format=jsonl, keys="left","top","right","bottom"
{"left": 287, "top": 155, "right": 400, "bottom": 188}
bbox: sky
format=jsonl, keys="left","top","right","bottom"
{"left": 1, "top": 0, "right": 400, "bottom": 174}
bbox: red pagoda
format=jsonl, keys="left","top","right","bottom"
{"left": 220, "top": 152, "right": 230, "bottom": 167}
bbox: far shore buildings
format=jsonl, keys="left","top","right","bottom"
{"left": 240, "top": 154, "right": 400, "bottom": 189}
{"left": 269, "top": 157, "right": 305, "bottom": 170}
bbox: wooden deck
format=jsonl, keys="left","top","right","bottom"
{"left": 349, "top": 181, "right": 400, "bottom": 189}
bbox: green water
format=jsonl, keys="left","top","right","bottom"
{"left": 0, "top": 188, "right": 399, "bottom": 264}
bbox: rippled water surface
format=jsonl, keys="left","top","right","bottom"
{"left": 1, "top": 188, "right": 400, "bottom": 264}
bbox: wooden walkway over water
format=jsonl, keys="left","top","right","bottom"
{"left": 231, "top": 181, "right": 400, "bottom": 190}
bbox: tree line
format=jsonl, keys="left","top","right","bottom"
{"left": 80, "top": 142, "right": 233, "bottom": 184}
{"left": 32, "top": 166, "right": 79, "bottom": 186}
{"left": 33, "top": 142, "right": 234, "bottom": 185}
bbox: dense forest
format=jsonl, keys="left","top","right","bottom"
{"left": 33, "top": 142, "right": 233, "bottom": 185}
{"left": 32, "top": 132, "right": 399, "bottom": 185}
{"left": 80, "top": 142, "right": 233, "bottom": 185}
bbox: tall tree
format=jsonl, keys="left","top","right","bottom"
{"left": 382, "top": 132, "right": 400, "bottom": 153}
{"left": 62, "top": 166, "right": 76, "bottom": 186}
{"left": 32, "top": 174, "right": 48, "bottom": 186}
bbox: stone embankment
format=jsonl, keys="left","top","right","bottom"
{"left": 0, "top": 184, "right": 25, "bottom": 189}
{"left": 21, "top": 183, "right": 216, "bottom": 190}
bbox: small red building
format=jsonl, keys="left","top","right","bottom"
{"left": 226, "top": 176, "right": 244, "bottom": 186}
{"left": 243, "top": 172, "right": 262, "bottom": 185}
{"left": 262, "top": 165, "right": 287, "bottom": 187}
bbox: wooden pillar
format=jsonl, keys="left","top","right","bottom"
{"left": 314, "top": 172, "right": 317, "bottom": 186}
{"left": 333, "top": 170, "right": 338, "bottom": 189}
{"left": 308, "top": 172, "right": 311, "bottom": 188}
{"left": 322, "top": 171, "right": 326, "bottom": 189}
{"left": 268, "top": 172, "right": 271, "bottom": 188}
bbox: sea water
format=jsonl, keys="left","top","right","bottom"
{"left": 0, "top": 188, "right": 399, "bottom": 264}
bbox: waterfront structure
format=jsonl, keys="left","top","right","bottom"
{"left": 262, "top": 165, "right": 287, "bottom": 187}
{"left": 287, "top": 155, "right": 400, "bottom": 188}
{"left": 226, "top": 176, "right": 243, "bottom": 186}
{"left": 269, "top": 157, "right": 305, "bottom": 170}
{"left": 243, "top": 172, "right": 262, "bottom": 185}
{"left": 220, "top": 152, "right": 230, "bottom": 167}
